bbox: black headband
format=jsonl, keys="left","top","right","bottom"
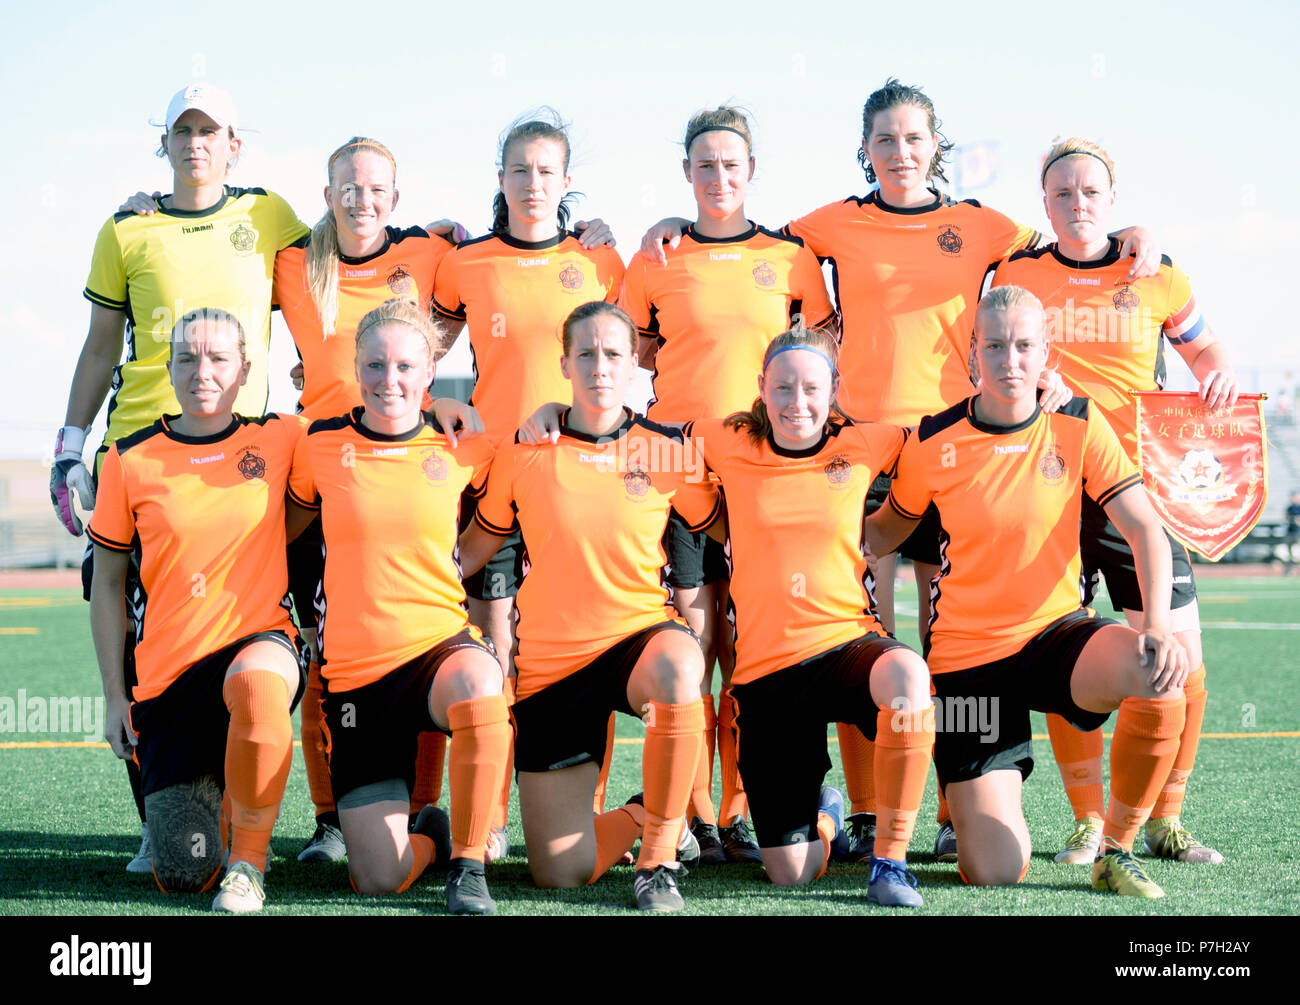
{"left": 1041, "top": 149, "right": 1113, "bottom": 186}
{"left": 685, "top": 125, "right": 752, "bottom": 152}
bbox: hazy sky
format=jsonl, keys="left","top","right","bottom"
{"left": 4, "top": 0, "right": 1297, "bottom": 458}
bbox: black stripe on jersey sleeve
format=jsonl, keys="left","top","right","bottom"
{"left": 632, "top": 415, "right": 686, "bottom": 443}
{"left": 887, "top": 492, "right": 926, "bottom": 521}
{"left": 392, "top": 225, "right": 431, "bottom": 244}
{"left": 84, "top": 288, "right": 128, "bottom": 310}
{"left": 755, "top": 224, "right": 805, "bottom": 248}
{"left": 431, "top": 296, "right": 466, "bottom": 322}
{"left": 1093, "top": 473, "right": 1143, "bottom": 509}
{"left": 307, "top": 414, "right": 353, "bottom": 437}
{"left": 226, "top": 186, "right": 269, "bottom": 198}
{"left": 287, "top": 485, "right": 321, "bottom": 511}
{"left": 1005, "top": 244, "right": 1054, "bottom": 265}
{"left": 286, "top": 233, "right": 310, "bottom": 250}
{"left": 677, "top": 493, "right": 723, "bottom": 534}
{"left": 86, "top": 527, "right": 134, "bottom": 552}
{"left": 915, "top": 401, "right": 969, "bottom": 443}
{"left": 881, "top": 427, "right": 910, "bottom": 479}
{"left": 1055, "top": 397, "right": 1091, "bottom": 421}
{"left": 640, "top": 303, "right": 661, "bottom": 337}
{"left": 113, "top": 420, "right": 168, "bottom": 456}
{"left": 473, "top": 506, "right": 516, "bottom": 537}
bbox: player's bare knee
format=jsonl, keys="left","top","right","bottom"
{"left": 959, "top": 848, "right": 1028, "bottom": 887}
{"left": 349, "top": 855, "right": 408, "bottom": 895}
{"left": 529, "top": 856, "right": 591, "bottom": 889}
{"left": 873, "top": 650, "right": 930, "bottom": 709}
{"left": 762, "top": 851, "right": 817, "bottom": 887}
{"left": 144, "top": 775, "right": 223, "bottom": 892}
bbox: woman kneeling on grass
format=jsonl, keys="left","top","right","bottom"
{"left": 90, "top": 307, "right": 305, "bottom": 913}
{"left": 459, "top": 301, "right": 718, "bottom": 912}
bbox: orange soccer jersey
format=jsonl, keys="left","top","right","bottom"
{"left": 474, "top": 410, "right": 720, "bottom": 699}
{"left": 993, "top": 240, "right": 1207, "bottom": 465}
{"left": 432, "top": 232, "right": 625, "bottom": 440}
{"left": 887, "top": 397, "right": 1141, "bottom": 674}
{"left": 287, "top": 409, "right": 495, "bottom": 692}
{"left": 787, "top": 191, "right": 1039, "bottom": 426}
{"left": 686, "top": 417, "right": 906, "bottom": 685}
{"left": 87, "top": 413, "right": 303, "bottom": 701}
{"left": 619, "top": 224, "right": 836, "bottom": 423}
{"left": 274, "top": 225, "right": 453, "bottom": 420}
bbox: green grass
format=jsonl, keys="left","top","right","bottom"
{"left": 2, "top": 577, "right": 1297, "bottom": 916}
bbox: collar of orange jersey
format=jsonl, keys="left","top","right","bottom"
{"left": 557, "top": 406, "right": 637, "bottom": 444}
{"left": 159, "top": 414, "right": 241, "bottom": 443}
{"left": 866, "top": 187, "right": 947, "bottom": 215}
{"left": 493, "top": 230, "right": 570, "bottom": 252}
{"left": 1049, "top": 237, "right": 1123, "bottom": 271}
{"left": 347, "top": 405, "right": 434, "bottom": 441}
{"left": 965, "top": 396, "right": 1042, "bottom": 435}
{"left": 339, "top": 226, "right": 396, "bottom": 265}
{"left": 766, "top": 421, "right": 845, "bottom": 458}
{"left": 685, "top": 221, "right": 760, "bottom": 244}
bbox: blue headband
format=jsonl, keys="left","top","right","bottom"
{"left": 763, "top": 344, "right": 836, "bottom": 374}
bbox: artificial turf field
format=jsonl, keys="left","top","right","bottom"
{"left": 2, "top": 572, "right": 1297, "bottom": 919}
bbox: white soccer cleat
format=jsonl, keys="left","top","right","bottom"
{"left": 211, "top": 861, "right": 267, "bottom": 913}
{"left": 125, "top": 823, "right": 153, "bottom": 875}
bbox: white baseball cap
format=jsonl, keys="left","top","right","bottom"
{"left": 165, "top": 83, "right": 238, "bottom": 132}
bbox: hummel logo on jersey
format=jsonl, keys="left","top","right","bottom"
{"left": 994, "top": 444, "right": 1029, "bottom": 455}
{"left": 1068, "top": 275, "right": 1101, "bottom": 286}
{"left": 709, "top": 252, "right": 741, "bottom": 262}
{"left": 578, "top": 452, "right": 614, "bottom": 468}
{"left": 343, "top": 266, "right": 378, "bottom": 279}
{"left": 181, "top": 223, "right": 213, "bottom": 235}
{"left": 516, "top": 257, "right": 549, "bottom": 268}
{"left": 371, "top": 446, "right": 408, "bottom": 456}
{"left": 190, "top": 452, "right": 225, "bottom": 465}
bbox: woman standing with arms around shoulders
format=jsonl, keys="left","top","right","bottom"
{"left": 993, "top": 138, "right": 1236, "bottom": 866}
{"left": 619, "top": 105, "right": 837, "bottom": 864}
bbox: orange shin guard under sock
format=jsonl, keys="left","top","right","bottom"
{"left": 717, "top": 688, "right": 747, "bottom": 823}
{"left": 222, "top": 670, "right": 292, "bottom": 873}
{"left": 494, "top": 677, "right": 516, "bottom": 830}
{"left": 410, "top": 731, "right": 448, "bottom": 815}
{"left": 837, "top": 723, "right": 876, "bottom": 816}
{"left": 1046, "top": 713, "right": 1105, "bottom": 821}
{"left": 300, "top": 662, "right": 335, "bottom": 817}
{"left": 593, "top": 712, "right": 616, "bottom": 814}
{"left": 689, "top": 695, "right": 718, "bottom": 825}
{"left": 936, "top": 772, "right": 951, "bottom": 825}
{"left": 1105, "top": 696, "right": 1185, "bottom": 850}
{"left": 636, "top": 700, "right": 705, "bottom": 871}
{"left": 447, "top": 695, "right": 512, "bottom": 862}
{"left": 873, "top": 705, "right": 935, "bottom": 862}
{"left": 1152, "top": 667, "right": 1207, "bottom": 820}
{"left": 589, "top": 804, "right": 644, "bottom": 884}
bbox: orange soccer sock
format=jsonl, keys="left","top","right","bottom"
{"left": 593, "top": 712, "right": 616, "bottom": 814}
{"left": 409, "top": 732, "right": 448, "bottom": 815}
{"left": 494, "top": 677, "right": 516, "bottom": 830}
{"left": 837, "top": 723, "right": 876, "bottom": 817}
{"left": 717, "top": 688, "right": 748, "bottom": 823}
{"left": 936, "top": 770, "right": 951, "bottom": 825}
{"left": 814, "top": 810, "right": 837, "bottom": 881}
{"left": 1104, "top": 696, "right": 1185, "bottom": 850}
{"left": 1152, "top": 667, "right": 1207, "bottom": 820}
{"left": 393, "top": 833, "right": 435, "bottom": 894}
{"left": 589, "top": 803, "right": 644, "bottom": 884}
{"left": 447, "top": 695, "right": 512, "bottom": 862}
{"left": 873, "top": 705, "right": 935, "bottom": 862}
{"left": 300, "top": 662, "right": 336, "bottom": 818}
{"left": 636, "top": 700, "right": 705, "bottom": 871}
{"left": 1046, "top": 714, "right": 1105, "bottom": 821}
{"left": 222, "top": 670, "right": 292, "bottom": 874}
{"left": 689, "top": 695, "right": 718, "bottom": 825}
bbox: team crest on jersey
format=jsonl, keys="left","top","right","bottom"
{"left": 228, "top": 223, "right": 257, "bottom": 254}
{"left": 823, "top": 454, "right": 852, "bottom": 487}
{"left": 752, "top": 260, "right": 777, "bottom": 288}
{"left": 624, "top": 465, "right": 652, "bottom": 499}
{"left": 236, "top": 447, "right": 266, "bottom": 480}
{"left": 936, "top": 225, "right": 963, "bottom": 257}
{"left": 558, "top": 263, "right": 584, "bottom": 292}
{"left": 1112, "top": 286, "right": 1140, "bottom": 314}
{"left": 1038, "top": 444, "right": 1066, "bottom": 484}
{"left": 421, "top": 448, "right": 447, "bottom": 483}
{"left": 387, "top": 265, "right": 414, "bottom": 296}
